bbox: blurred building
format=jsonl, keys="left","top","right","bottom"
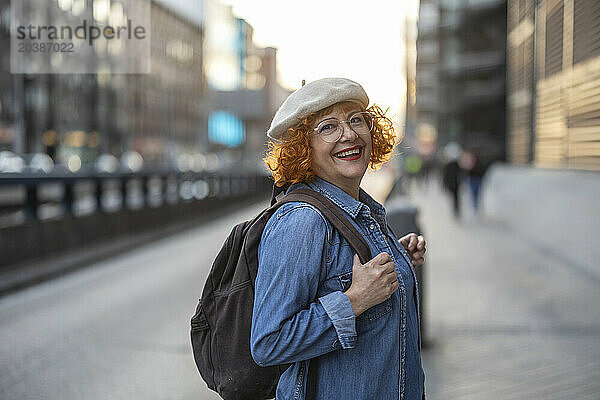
{"left": 129, "top": 1, "right": 206, "bottom": 164}
{"left": 409, "top": 0, "right": 438, "bottom": 136}
{"left": 405, "top": 0, "right": 439, "bottom": 159}
{"left": 203, "top": 2, "right": 290, "bottom": 167}
{"left": 0, "top": 0, "right": 287, "bottom": 171}
{"left": 1, "top": 0, "right": 154, "bottom": 164}
{"left": 0, "top": 2, "right": 13, "bottom": 150}
{"left": 408, "top": 0, "right": 507, "bottom": 164}
{"left": 507, "top": 0, "right": 600, "bottom": 171}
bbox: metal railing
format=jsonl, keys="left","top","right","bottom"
{"left": 0, "top": 169, "right": 270, "bottom": 227}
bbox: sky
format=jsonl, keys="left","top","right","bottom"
{"left": 221, "top": 0, "right": 419, "bottom": 122}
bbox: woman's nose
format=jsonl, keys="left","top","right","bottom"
{"left": 339, "top": 122, "right": 358, "bottom": 141}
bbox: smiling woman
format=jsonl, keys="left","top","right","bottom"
{"left": 263, "top": 100, "right": 395, "bottom": 194}
{"left": 253, "top": 78, "right": 427, "bottom": 400}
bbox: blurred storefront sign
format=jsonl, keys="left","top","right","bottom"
{"left": 208, "top": 110, "right": 245, "bottom": 148}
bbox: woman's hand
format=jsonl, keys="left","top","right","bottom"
{"left": 344, "top": 252, "right": 399, "bottom": 317}
{"left": 399, "top": 233, "right": 426, "bottom": 267}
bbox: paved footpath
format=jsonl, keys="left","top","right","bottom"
{"left": 404, "top": 180, "right": 600, "bottom": 400}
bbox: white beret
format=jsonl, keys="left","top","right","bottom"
{"left": 266, "top": 77, "right": 369, "bottom": 140}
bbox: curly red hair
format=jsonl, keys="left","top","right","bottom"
{"left": 264, "top": 102, "right": 398, "bottom": 186}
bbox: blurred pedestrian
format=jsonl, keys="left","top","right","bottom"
{"left": 253, "top": 78, "right": 427, "bottom": 399}
{"left": 404, "top": 153, "right": 423, "bottom": 189}
{"left": 442, "top": 142, "right": 462, "bottom": 217}
{"left": 459, "top": 149, "right": 486, "bottom": 213}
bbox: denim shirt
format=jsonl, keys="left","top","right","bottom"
{"left": 251, "top": 177, "right": 425, "bottom": 400}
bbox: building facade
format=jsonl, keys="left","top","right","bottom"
{"left": 410, "top": 0, "right": 507, "bottom": 164}
{"left": 507, "top": 0, "right": 600, "bottom": 170}
{"left": 0, "top": 0, "right": 286, "bottom": 172}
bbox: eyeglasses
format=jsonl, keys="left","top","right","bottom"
{"left": 312, "top": 112, "right": 374, "bottom": 143}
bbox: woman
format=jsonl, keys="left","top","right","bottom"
{"left": 251, "top": 78, "right": 426, "bottom": 400}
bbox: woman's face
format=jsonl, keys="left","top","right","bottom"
{"left": 309, "top": 103, "right": 372, "bottom": 195}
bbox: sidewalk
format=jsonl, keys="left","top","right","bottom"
{"left": 405, "top": 179, "right": 600, "bottom": 400}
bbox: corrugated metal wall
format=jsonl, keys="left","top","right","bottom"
{"left": 507, "top": 0, "right": 534, "bottom": 165}
{"left": 507, "top": 0, "right": 600, "bottom": 170}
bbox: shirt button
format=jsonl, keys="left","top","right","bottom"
{"left": 402, "top": 323, "right": 406, "bottom": 329}
{"left": 401, "top": 357, "right": 405, "bottom": 364}
{"left": 401, "top": 394, "right": 404, "bottom": 399}
{"left": 370, "top": 224, "right": 375, "bottom": 230}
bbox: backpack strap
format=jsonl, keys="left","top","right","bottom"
{"left": 270, "top": 183, "right": 291, "bottom": 206}
{"left": 272, "top": 188, "right": 372, "bottom": 264}
{"left": 385, "top": 222, "right": 398, "bottom": 240}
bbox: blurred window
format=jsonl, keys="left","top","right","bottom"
{"left": 518, "top": 0, "right": 533, "bottom": 22}
{"left": 545, "top": 4, "right": 563, "bottom": 78}
{"left": 418, "top": 42, "right": 439, "bottom": 59}
{"left": 417, "top": 70, "right": 437, "bottom": 87}
{"left": 573, "top": 0, "right": 600, "bottom": 65}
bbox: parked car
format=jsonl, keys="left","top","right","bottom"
{"left": 24, "top": 153, "right": 54, "bottom": 174}
{"left": 0, "top": 151, "right": 25, "bottom": 173}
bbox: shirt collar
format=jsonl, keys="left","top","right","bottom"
{"left": 287, "top": 176, "right": 385, "bottom": 220}
{"left": 358, "top": 186, "right": 386, "bottom": 218}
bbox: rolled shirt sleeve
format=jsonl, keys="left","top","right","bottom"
{"left": 251, "top": 204, "right": 357, "bottom": 367}
{"left": 318, "top": 291, "right": 357, "bottom": 349}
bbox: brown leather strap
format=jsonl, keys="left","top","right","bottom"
{"left": 272, "top": 189, "right": 372, "bottom": 264}
{"left": 385, "top": 222, "right": 398, "bottom": 239}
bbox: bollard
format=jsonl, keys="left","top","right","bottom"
{"left": 120, "top": 177, "right": 128, "bottom": 210}
{"left": 95, "top": 178, "right": 105, "bottom": 214}
{"left": 63, "top": 181, "right": 75, "bottom": 216}
{"left": 385, "top": 198, "right": 426, "bottom": 346}
{"left": 24, "top": 183, "right": 39, "bottom": 221}
{"left": 141, "top": 175, "right": 150, "bottom": 208}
